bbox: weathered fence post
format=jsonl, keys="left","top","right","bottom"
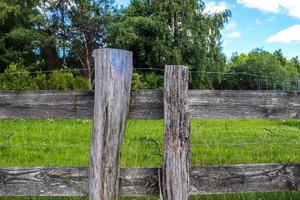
{"left": 162, "top": 65, "right": 190, "bottom": 200}
{"left": 89, "top": 48, "right": 132, "bottom": 200}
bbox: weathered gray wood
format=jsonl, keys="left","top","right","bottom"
{"left": 89, "top": 48, "right": 132, "bottom": 200}
{"left": 0, "top": 91, "right": 94, "bottom": 119}
{"left": 0, "top": 167, "right": 88, "bottom": 196}
{"left": 0, "top": 167, "right": 159, "bottom": 196}
{"left": 189, "top": 163, "right": 300, "bottom": 195}
{"left": 1, "top": 164, "right": 300, "bottom": 196}
{"left": 188, "top": 90, "right": 300, "bottom": 119}
{"left": 0, "top": 90, "right": 299, "bottom": 119}
{"left": 162, "top": 65, "right": 190, "bottom": 200}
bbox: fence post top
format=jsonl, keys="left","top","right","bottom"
{"left": 92, "top": 48, "right": 132, "bottom": 57}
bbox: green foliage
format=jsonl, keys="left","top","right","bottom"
{"left": 223, "top": 49, "right": 300, "bottom": 90}
{"left": 0, "top": 0, "right": 299, "bottom": 91}
{"left": 131, "top": 73, "right": 148, "bottom": 91}
{"left": 0, "top": 63, "right": 36, "bottom": 90}
{"left": 33, "top": 74, "right": 48, "bottom": 89}
{"left": 131, "top": 72, "right": 163, "bottom": 90}
{"left": 47, "top": 72, "right": 76, "bottom": 90}
{"left": 0, "top": 64, "right": 89, "bottom": 90}
{"left": 108, "top": 0, "right": 231, "bottom": 89}
{"left": 0, "top": 1, "right": 20, "bottom": 25}
{"left": 143, "top": 72, "right": 163, "bottom": 89}
{"left": 0, "top": 0, "right": 45, "bottom": 70}
{"left": 73, "top": 76, "right": 91, "bottom": 90}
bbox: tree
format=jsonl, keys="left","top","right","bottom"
{"left": 0, "top": 0, "right": 45, "bottom": 71}
{"left": 0, "top": 0, "right": 115, "bottom": 86}
{"left": 67, "top": 0, "right": 114, "bottom": 85}
{"left": 290, "top": 56, "right": 300, "bottom": 73}
{"left": 108, "top": 0, "right": 231, "bottom": 89}
{"left": 36, "top": 0, "right": 70, "bottom": 70}
{"left": 224, "top": 49, "right": 300, "bottom": 90}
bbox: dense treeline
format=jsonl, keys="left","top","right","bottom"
{"left": 223, "top": 49, "right": 300, "bottom": 90}
{"left": 0, "top": 0, "right": 299, "bottom": 90}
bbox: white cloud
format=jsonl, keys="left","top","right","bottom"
{"left": 254, "top": 17, "right": 276, "bottom": 26}
{"left": 237, "top": 0, "right": 280, "bottom": 13}
{"left": 266, "top": 16, "right": 277, "bottom": 23}
{"left": 225, "top": 21, "right": 237, "bottom": 30}
{"left": 255, "top": 18, "right": 263, "bottom": 25}
{"left": 227, "top": 31, "right": 241, "bottom": 38}
{"left": 237, "top": 0, "right": 300, "bottom": 18}
{"left": 204, "top": 1, "right": 229, "bottom": 14}
{"left": 266, "top": 25, "right": 300, "bottom": 44}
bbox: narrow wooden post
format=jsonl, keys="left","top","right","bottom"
{"left": 89, "top": 48, "right": 132, "bottom": 200}
{"left": 162, "top": 65, "right": 190, "bottom": 200}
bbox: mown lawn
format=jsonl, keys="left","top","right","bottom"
{"left": 1, "top": 119, "right": 300, "bottom": 199}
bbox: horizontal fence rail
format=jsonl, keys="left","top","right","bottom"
{"left": 1, "top": 163, "right": 300, "bottom": 196}
{"left": 0, "top": 90, "right": 299, "bottom": 119}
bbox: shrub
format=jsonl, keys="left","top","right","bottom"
{"left": 0, "top": 64, "right": 90, "bottom": 90}
{"left": 143, "top": 72, "right": 163, "bottom": 89}
{"left": 131, "top": 72, "right": 164, "bottom": 90}
{"left": 131, "top": 73, "right": 148, "bottom": 91}
{"left": 74, "top": 76, "right": 90, "bottom": 90}
{"left": 0, "top": 63, "right": 36, "bottom": 90}
{"left": 47, "top": 72, "right": 76, "bottom": 90}
{"left": 33, "top": 74, "right": 48, "bottom": 89}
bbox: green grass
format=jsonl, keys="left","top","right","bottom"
{"left": 1, "top": 119, "right": 300, "bottom": 199}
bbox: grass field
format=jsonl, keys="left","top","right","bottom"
{"left": 1, "top": 119, "right": 300, "bottom": 199}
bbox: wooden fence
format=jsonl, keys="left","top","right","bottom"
{"left": 0, "top": 90, "right": 299, "bottom": 119}
{"left": 0, "top": 48, "right": 300, "bottom": 199}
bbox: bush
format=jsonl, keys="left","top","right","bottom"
{"left": 131, "top": 73, "right": 148, "bottom": 91}
{"left": 33, "top": 74, "right": 48, "bottom": 89}
{"left": 143, "top": 72, "right": 163, "bottom": 89}
{"left": 0, "top": 63, "right": 36, "bottom": 90}
{"left": 73, "top": 76, "right": 90, "bottom": 90}
{"left": 0, "top": 64, "right": 90, "bottom": 90}
{"left": 47, "top": 72, "right": 76, "bottom": 90}
{"left": 0, "top": 64, "right": 166, "bottom": 91}
{"left": 131, "top": 72, "right": 163, "bottom": 90}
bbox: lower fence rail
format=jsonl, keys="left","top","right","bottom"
{"left": 1, "top": 163, "right": 300, "bottom": 196}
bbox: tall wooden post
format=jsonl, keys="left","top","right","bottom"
{"left": 162, "top": 65, "right": 190, "bottom": 200}
{"left": 89, "top": 48, "right": 132, "bottom": 200}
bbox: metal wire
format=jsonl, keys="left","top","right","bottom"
{"left": 133, "top": 67, "right": 300, "bottom": 81}
{"left": 0, "top": 68, "right": 93, "bottom": 76}
{"left": 2, "top": 141, "right": 299, "bottom": 150}
{"left": 0, "top": 67, "right": 298, "bottom": 82}
{"left": 134, "top": 67, "right": 165, "bottom": 72}
{"left": 0, "top": 144, "right": 89, "bottom": 149}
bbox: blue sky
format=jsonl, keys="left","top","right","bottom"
{"left": 116, "top": 0, "right": 300, "bottom": 59}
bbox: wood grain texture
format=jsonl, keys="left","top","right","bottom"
{"left": 0, "top": 91, "right": 94, "bottom": 119}
{"left": 189, "top": 163, "right": 300, "bottom": 195}
{"left": 0, "top": 167, "right": 159, "bottom": 196}
{"left": 1, "top": 164, "right": 300, "bottom": 196}
{"left": 89, "top": 48, "right": 132, "bottom": 200}
{"left": 188, "top": 90, "right": 300, "bottom": 119}
{"left": 162, "top": 66, "right": 190, "bottom": 200}
{"left": 0, "top": 90, "right": 299, "bottom": 119}
{"left": 0, "top": 167, "right": 88, "bottom": 196}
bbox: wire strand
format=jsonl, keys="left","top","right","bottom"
{"left": 2, "top": 141, "right": 299, "bottom": 150}
{"left": 0, "top": 68, "right": 94, "bottom": 76}
{"left": 0, "top": 67, "right": 299, "bottom": 81}
{"left": 133, "top": 67, "right": 300, "bottom": 81}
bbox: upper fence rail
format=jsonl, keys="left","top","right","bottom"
{"left": 0, "top": 90, "right": 299, "bottom": 119}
